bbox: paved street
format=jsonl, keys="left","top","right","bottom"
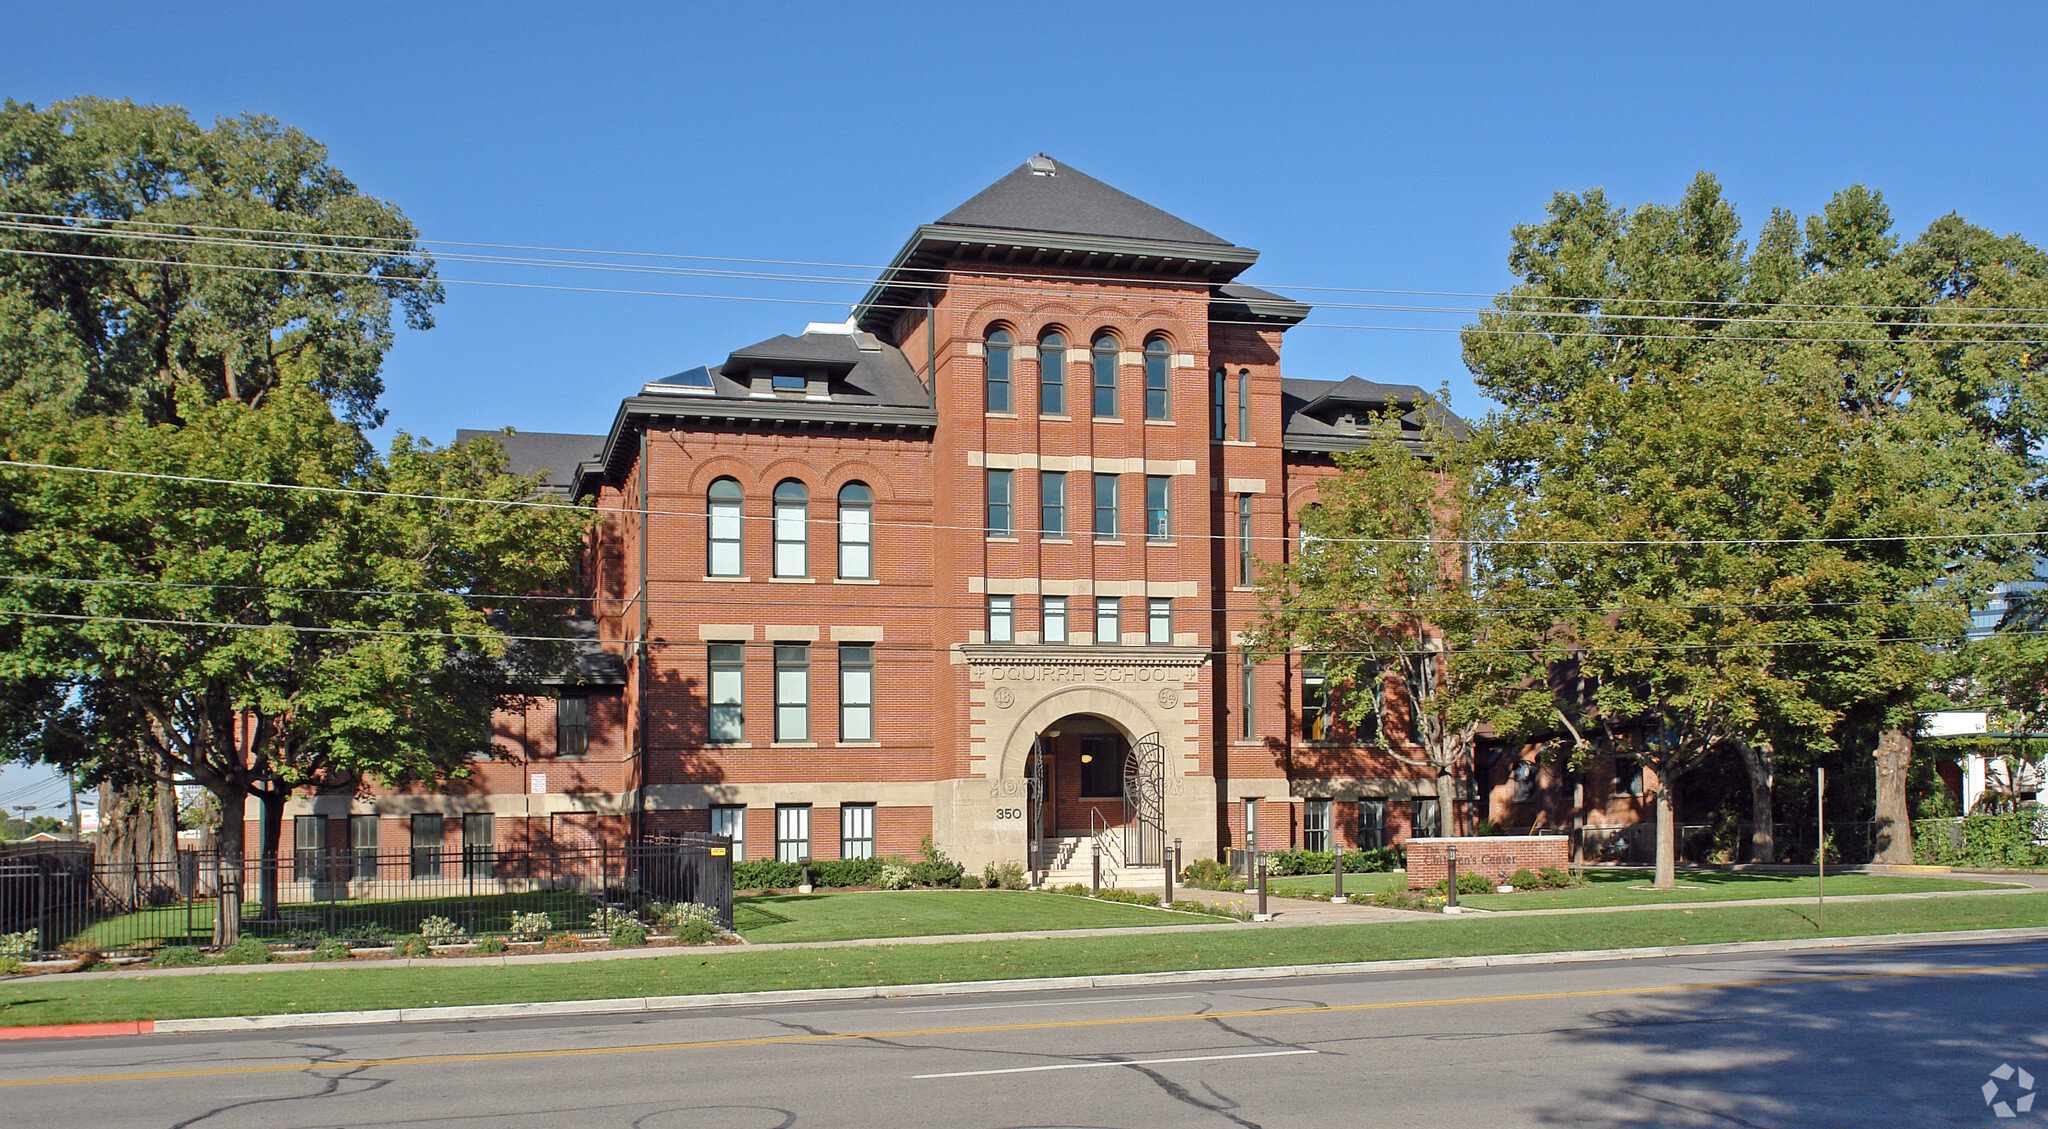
{"left": 6, "top": 937, "right": 2047, "bottom": 1128}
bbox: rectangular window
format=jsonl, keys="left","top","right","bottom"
{"left": 775, "top": 804, "right": 812, "bottom": 862}
{"left": 1092, "top": 473, "right": 1118, "bottom": 540}
{"left": 410, "top": 814, "right": 444, "bottom": 879}
{"left": 1239, "top": 653, "right": 1257, "bottom": 740}
{"left": 350, "top": 814, "right": 379, "bottom": 880}
{"left": 1212, "top": 369, "right": 1227, "bottom": 439}
{"left": 1095, "top": 597, "right": 1121, "bottom": 646}
{"left": 1303, "top": 661, "right": 1332, "bottom": 742}
{"left": 555, "top": 693, "right": 589, "bottom": 758}
{"left": 1092, "top": 344, "right": 1118, "bottom": 418}
{"left": 1144, "top": 347, "right": 1169, "bottom": 420}
{"left": 840, "top": 803, "right": 876, "bottom": 859}
{"left": 775, "top": 644, "right": 810, "bottom": 742}
{"left": 1079, "top": 735, "right": 1122, "bottom": 797}
{"left": 1615, "top": 760, "right": 1645, "bottom": 797}
{"left": 986, "top": 469, "right": 1013, "bottom": 536}
{"left": 709, "top": 644, "right": 745, "bottom": 742}
{"left": 839, "top": 644, "right": 873, "bottom": 741}
{"left": 1039, "top": 471, "right": 1066, "bottom": 536}
{"left": 987, "top": 595, "right": 1015, "bottom": 643}
{"left": 1237, "top": 494, "right": 1255, "bottom": 586}
{"left": 1358, "top": 798, "right": 1387, "bottom": 850}
{"left": 709, "top": 493, "right": 742, "bottom": 576}
{"left": 1043, "top": 596, "right": 1068, "bottom": 644}
{"left": 1145, "top": 475, "right": 1171, "bottom": 541}
{"left": 986, "top": 340, "right": 1011, "bottom": 412}
{"left": 1147, "top": 597, "right": 1172, "bottom": 645}
{"left": 1242, "top": 798, "right": 1259, "bottom": 854}
{"left": 772, "top": 371, "right": 806, "bottom": 392}
{"left": 1415, "top": 797, "right": 1441, "bottom": 838}
{"left": 1303, "top": 799, "right": 1332, "bottom": 853}
{"left": 773, "top": 493, "right": 807, "bottom": 577}
{"left": 462, "top": 812, "right": 494, "bottom": 879}
{"left": 293, "top": 815, "right": 326, "bottom": 882}
{"left": 1237, "top": 370, "right": 1250, "bottom": 440}
{"left": 838, "top": 498, "right": 872, "bottom": 579}
{"left": 711, "top": 804, "right": 746, "bottom": 861}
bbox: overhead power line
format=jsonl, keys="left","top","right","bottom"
{"left": 1, "top": 458, "right": 2037, "bottom": 550}
{"left": 9, "top": 208, "right": 2048, "bottom": 319}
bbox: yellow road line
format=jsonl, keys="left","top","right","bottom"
{"left": 6, "top": 961, "right": 2044, "bottom": 1089}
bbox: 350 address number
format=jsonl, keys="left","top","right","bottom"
{"left": 995, "top": 808, "right": 1024, "bottom": 820}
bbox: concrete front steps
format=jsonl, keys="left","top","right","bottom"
{"left": 1040, "top": 866, "right": 1168, "bottom": 890}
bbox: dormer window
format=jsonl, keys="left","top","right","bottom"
{"left": 773, "top": 372, "right": 807, "bottom": 392}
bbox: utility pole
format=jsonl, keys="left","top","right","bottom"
{"left": 67, "top": 770, "right": 81, "bottom": 835}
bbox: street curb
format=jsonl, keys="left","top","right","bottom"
{"left": 127, "top": 924, "right": 2048, "bottom": 1037}
{"left": 0, "top": 1020, "right": 155, "bottom": 1040}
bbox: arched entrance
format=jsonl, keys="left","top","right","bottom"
{"left": 1026, "top": 714, "right": 1166, "bottom": 875}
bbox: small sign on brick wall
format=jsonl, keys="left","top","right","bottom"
{"left": 1405, "top": 835, "right": 1570, "bottom": 889}
{"left": 530, "top": 773, "right": 548, "bottom": 795}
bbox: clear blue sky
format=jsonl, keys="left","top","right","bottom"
{"left": 3, "top": 1, "right": 2045, "bottom": 797}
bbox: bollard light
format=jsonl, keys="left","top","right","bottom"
{"left": 1446, "top": 844, "right": 1460, "bottom": 909}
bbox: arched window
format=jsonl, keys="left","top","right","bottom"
{"left": 985, "top": 327, "right": 1013, "bottom": 412}
{"left": 1237, "top": 369, "right": 1251, "bottom": 440}
{"left": 1211, "top": 368, "right": 1227, "bottom": 439}
{"left": 1039, "top": 331, "right": 1066, "bottom": 415}
{"left": 707, "top": 477, "right": 743, "bottom": 577}
{"left": 1143, "top": 338, "right": 1170, "bottom": 420}
{"left": 1091, "top": 333, "right": 1119, "bottom": 418}
{"left": 773, "top": 479, "right": 809, "bottom": 577}
{"left": 837, "top": 482, "right": 873, "bottom": 579}
{"left": 1297, "top": 502, "right": 1325, "bottom": 562}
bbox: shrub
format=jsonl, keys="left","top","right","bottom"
{"left": 909, "top": 835, "right": 965, "bottom": 887}
{"left": 1507, "top": 868, "right": 1541, "bottom": 891}
{"left": 672, "top": 919, "right": 718, "bottom": 944}
{"left": 732, "top": 860, "right": 805, "bottom": 889}
{"left": 0, "top": 956, "right": 24, "bottom": 975}
{"left": 816, "top": 856, "right": 884, "bottom": 888}
{"left": 541, "top": 933, "right": 582, "bottom": 953}
{"left": 1537, "top": 866, "right": 1586, "bottom": 889}
{"left": 589, "top": 906, "right": 635, "bottom": 933}
{"left": 418, "top": 915, "right": 467, "bottom": 943}
{"left": 1085, "top": 888, "right": 1162, "bottom": 907}
{"left": 1429, "top": 871, "right": 1494, "bottom": 896}
{"left": 0, "top": 929, "right": 37, "bottom": 958}
{"left": 657, "top": 902, "right": 723, "bottom": 932}
{"left": 1181, "top": 857, "right": 1231, "bottom": 885}
{"left": 341, "top": 922, "right": 395, "bottom": 944}
{"left": 957, "top": 873, "right": 984, "bottom": 889}
{"left": 1913, "top": 812, "right": 2048, "bottom": 868}
{"left": 877, "top": 863, "right": 914, "bottom": 890}
{"left": 989, "top": 860, "right": 1028, "bottom": 890}
{"left": 391, "top": 935, "right": 433, "bottom": 958}
{"left": 471, "top": 937, "right": 508, "bottom": 955}
{"left": 151, "top": 945, "right": 208, "bottom": 968}
{"left": 508, "top": 910, "right": 554, "bottom": 940}
{"left": 610, "top": 920, "right": 649, "bottom": 947}
{"left": 310, "top": 939, "right": 354, "bottom": 961}
{"left": 217, "top": 937, "right": 275, "bottom": 965}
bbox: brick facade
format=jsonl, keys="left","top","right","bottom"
{"left": 1404, "top": 835, "right": 1573, "bottom": 889}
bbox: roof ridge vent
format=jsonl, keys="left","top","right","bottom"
{"left": 1025, "top": 154, "right": 1057, "bottom": 176}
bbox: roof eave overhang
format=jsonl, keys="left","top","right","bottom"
{"left": 573, "top": 397, "right": 938, "bottom": 498}
{"left": 1282, "top": 435, "right": 1432, "bottom": 456}
{"left": 854, "top": 224, "right": 1261, "bottom": 334}
{"left": 1210, "top": 296, "right": 1312, "bottom": 328}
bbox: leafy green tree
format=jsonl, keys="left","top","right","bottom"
{"left": 1251, "top": 405, "right": 1487, "bottom": 837}
{"left": 0, "top": 382, "right": 588, "bottom": 937}
{"left": 1462, "top": 174, "right": 2043, "bottom": 875}
{"left": 0, "top": 97, "right": 439, "bottom": 426}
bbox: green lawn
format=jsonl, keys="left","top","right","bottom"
{"left": 1258, "top": 871, "right": 1405, "bottom": 897}
{"left": 1453, "top": 868, "right": 2007, "bottom": 911}
{"left": 732, "top": 890, "right": 1223, "bottom": 943}
{"left": 6, "top": 892, "right": 2045, "bottom": 1028}
{"left": 69, "top": 891, "right": 601, "bottom": 950}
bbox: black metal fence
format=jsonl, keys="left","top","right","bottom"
{"left": 0, "top": 835, "right": 733, "bottom": 958}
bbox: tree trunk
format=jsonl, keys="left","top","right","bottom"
{"left": 1873, "top": 726, "right": 1914, "bottom": 863}
{"left": 1436, "top": 771, "right": 1456, "bottom": 837}
{"left": 1733, "top": 738, "right": 1777, "bottom": 864}
{"left": 153, "top": 761, "right": 179, "bottom": 862}
{"left": 257, "top": 790, "right": 285, "bottom": 921}
{"left": 212, "top": 788, "right": 245, "bottom": 946}
{"left": 1652, "top": 770, "right": 1677, "bottom": 889}
{"left": 96, "top": 774, "right": 176, "bottom": 906}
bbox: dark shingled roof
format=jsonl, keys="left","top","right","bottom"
{"left": 642, "top": 326, "right": 931, "bottom": 409}
{"left": 937, "top": 156, "right": 1232, "bottom": 247}
{"left": 1282, "top": 377, "right": 1470, "bottom": 451}
{"left": 455, "top": 430, "right": 605, "bottom": 494}
{"left": 492, "top": 614, "right": 629, "bottom": 686}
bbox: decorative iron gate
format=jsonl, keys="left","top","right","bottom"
{"left": 1124, "top": 731, "right": 1166, "bottom": 866}
{"left": 1026, "top": 735, "right": 1048, "bottom": 876}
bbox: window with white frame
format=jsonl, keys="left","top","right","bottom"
{"left": 988, "top": 595, "right": 1015, "bottom": 643}
{"left": 711, "top": 804, "right": 746, "bottom": 860}
{"left": 1303, "top": 661, "right": 1332, "bottom": 743}
{"left": 1147, "top": 597, "right": 1172, "bottom": 645}
{"left": 1358, "top": 798, "right": 1387, "bottom": 849}
{"left": 350, "top": 814, "right": 379, "bottom": 880}
{"left": 775, "top": 644, "right": 810, "bottom": 741}
{"left": 840, "top": 803, "right": 876, "bottom": 859}
{"left": 839, "top": 644, "right": 873, "bottom": 741}
{"left": 1303, "top": 798, "right": 1332, "bottom": 853}
{"left": 837, "top": 482, "right": 873, "bottom": 579}
{"left": 708, "top": 477, "right": 743, "bottom": 576}
{"left": 1043, "top": 596, "right": 1068, "bottom": 644}
{"left": 775, "top": 804, "right": 812, "bottom": 862}
{"left": 1095, "top": 597, "right": 1121, "bottom": 645}
{"left": 773, "top": 479, "right": 808, "bottom": 577}
{"left": 708, "top": 643, "right": 745, "bottom": 742}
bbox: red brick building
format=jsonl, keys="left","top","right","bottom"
{"left": 283, "top": 156, "right": 1599, "bottom": 881}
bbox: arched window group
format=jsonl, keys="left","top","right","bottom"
{"left": 982, "top": 325, "right": 1183, "bottom": 421}
{"left": 704, "top": 477, "right": 877, "bottom": 580}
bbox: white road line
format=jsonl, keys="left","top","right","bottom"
{"left": 897, "top": 993, "right": 1199, "bottom": 1014}
{"left": 913, "top": 1049, "right": 1317, "bottom": 1079}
